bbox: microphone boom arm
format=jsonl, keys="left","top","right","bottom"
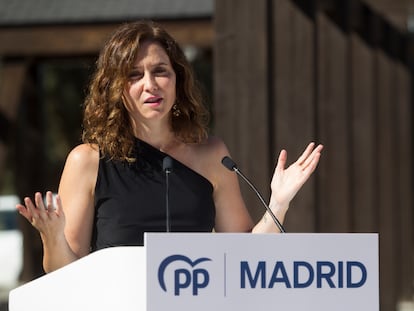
{"left": 221, "top": 156, "right": 286, "bottom": 233}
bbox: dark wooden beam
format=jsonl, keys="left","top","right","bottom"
{"left": 0, "top": 20, "right": 213, "bottom": 57}
{"left": 0, "top": 60, "right": 27, "bottom": 120}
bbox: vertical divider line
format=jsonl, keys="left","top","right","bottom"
{"left": 223, "top": 252, "right": 227, "bottom": 297}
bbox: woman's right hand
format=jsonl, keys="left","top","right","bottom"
{"left": 16, "top": 191, "right": 65, "bottom": 238}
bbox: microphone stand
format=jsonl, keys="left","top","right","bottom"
{"left": 222, "top": 156, "right": 286, "bottom": 233}
{"left": 163, "top": 156, "right": 173, "bottom": 232}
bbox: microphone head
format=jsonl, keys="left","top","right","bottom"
{"left": 221, "top": 156, "right": 237, "bottom": 171}
{"left": 163, "top": 156, "right": 173, "bottom": 172}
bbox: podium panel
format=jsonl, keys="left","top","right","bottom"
{"left": 9, "top": 247, "right": 146, "bottom": 311}
{"left": 9, "top": 233, "right": 378, "bottom": 311}
{"left": 146, "top": 233, "right": 378, "bottom": 311}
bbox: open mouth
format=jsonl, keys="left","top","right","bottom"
{"left": 144, "top": 96, "right": 163, "bottom": 104}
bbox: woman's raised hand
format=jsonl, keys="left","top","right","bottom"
{"left": 16, "top": 191, "right": 65, "bottom": 237}
{"left": 270, "top": 142, "right": 323, "bottom": 209}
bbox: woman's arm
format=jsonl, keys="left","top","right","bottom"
{"left": 210, "top": 139, "right": 322, "bottom": 233}
{"left": 252, "top": 143, "right": 323, "bottom": 233}
{"left": 16, "top": 144, "right": 98, "bottom": 272}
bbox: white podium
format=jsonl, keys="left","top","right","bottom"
{"left": 9, "top": 233, "right": 379, "bottom": 311}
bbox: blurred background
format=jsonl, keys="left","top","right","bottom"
{"left": 0, "top": 0, "right": 413, "bottom": 310}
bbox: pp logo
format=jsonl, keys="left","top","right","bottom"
{"left": 158, "top": 254, "right": 211, "bottom": 296}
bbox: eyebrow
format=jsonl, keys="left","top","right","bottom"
{"left": 131, "top": 61, "right": 170, "bottom": 69}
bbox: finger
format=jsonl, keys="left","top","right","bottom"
{"left": 276, "top": 149, "right": 287, "bottom": 172}
{"left": 34, "top": 192, "right": 46, "bottom": 209}
{"left": 23, "top": 196, "right": 41, "bottom": 225}
{"left": 34, "top": 192, "right": 48, "bottom": 220}
{"left": 302, "top": 151, "right": 322, "bottom": 175}
{"left": 24, "top": 197, "right": 37, "bottom": 217}
{"left": 16, "top": 202, "right": 33, "bottom": 222}
{"left": 45, "top": 191, "right": 54, "bottom": 211}
{"left": 296, "top": 142, "right": 316, "bottom": 166}
{"left": 300, "top": 144, "right": 323, "bottom": 170}
{"left": 55, "top": 194, "right": 64, "bottom": 216}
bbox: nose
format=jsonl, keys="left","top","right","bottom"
{"left": 143, "top": 72, "right": 158, "bottom": 91}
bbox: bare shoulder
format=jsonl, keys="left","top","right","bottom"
{"left": 66, "top": 143, "right": 99, "bottom": 168}
{"left": 61, "top": 144, "right": 99, "bottom": 185}
{"left": 59, "top": 143, "right": 99, "bottom": 195}
{"left": 188, "top": 136, "right": 232, "bottom": 188}
{"left": 195, "top": 136, "right": 230, "bottom": 157}
{"left": 189, "top": 136, "right": 231, "bottom": 169}
{"left": 192, "top": 137, "right": 253, "bottom": 232}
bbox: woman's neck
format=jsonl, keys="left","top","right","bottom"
{"left": 134, "top": 122, "right": 178, "bottom": 152}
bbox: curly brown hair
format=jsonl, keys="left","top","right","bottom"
{"left": 82, "top": 20, "right": 210, "bottom": 161}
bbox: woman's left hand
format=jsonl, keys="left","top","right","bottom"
{"left": 270, "top": 142, "right": 323, "bottom": 209}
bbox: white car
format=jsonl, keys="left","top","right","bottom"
{"left": 0, "top": 195, "right": 23, "bottom": 304}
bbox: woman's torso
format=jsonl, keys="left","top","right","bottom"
{"left": 91, "top": 138, "right": 216, "bottom": 250}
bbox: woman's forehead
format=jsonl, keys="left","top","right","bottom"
{"left": 132, "top": 41, "right": 171, "bottom": 66}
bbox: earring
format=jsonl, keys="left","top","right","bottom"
{"left": 172, "top": 103, "right": 181, "bottom": 117}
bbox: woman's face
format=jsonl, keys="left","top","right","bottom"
{"left": 123, "top": 41, "right": 176, "bottom": 126}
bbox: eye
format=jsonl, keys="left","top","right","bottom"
{"left": 153, "top": 66, "right": 170, "bottom": 76}
{"left": 128, "top": 71, "right": 143, "bottom": 81}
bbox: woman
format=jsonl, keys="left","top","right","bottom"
{"left": 16, "top": 21, "right": 323, "bottom": 273}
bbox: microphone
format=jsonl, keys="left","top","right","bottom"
{"left": 221, "top": 156, "right": 286, "bottom": 233}
{"left": 163, "top": 156, "right": 173, "bottom": 232}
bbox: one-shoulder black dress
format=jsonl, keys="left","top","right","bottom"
{"left": 91, "top": 138, "right": 216, "bottom": 251}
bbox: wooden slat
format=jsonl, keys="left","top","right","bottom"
{"left": 395, "top": 62, "right": 413, "bottom": 301}
{"left": 213, "top": 0, "right": 242, "bottom": 168}
{"left": 0, "top": 21, "right": 213, "bottom": 56}
{"left": 376, "top": 50, "right": 398, "bottom": 311}
{"left": 316, "top": 13, "right": 352, "bottom": 232}
{"left": 213, "top": 0, "right": 237, "bottom": 146}
{"left": 273, "top": 0, "right": 317, "bottom": 231}
{"left": 236, "top": 0, "right": 269, "bottom": 221}
{"left": 350, "top": 34, "right": 378, "bottom": 232}
{"left": 214, "top": 0, "right": 270, "bottom": 221}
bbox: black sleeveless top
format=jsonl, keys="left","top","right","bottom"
{"left": 91, "top": 138, "right": 216, "bottom": 251}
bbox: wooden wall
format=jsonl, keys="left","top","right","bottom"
{"left": 214, "top": 0, "right": 413, "bottom": 310}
